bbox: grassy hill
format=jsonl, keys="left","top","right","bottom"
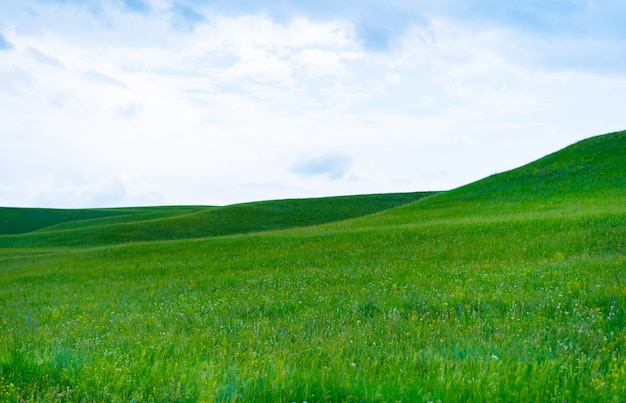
{"left": 0, "top": 130, "right": 624, "bottom": 402}
{"left": 0, "top": 192, "right": 432, "bottom": 248}
{"left": 0, "top": 207, "right": 137, "bottom": 236}
{"left": 342, "top": 130, "right": 625, "bottom": 229}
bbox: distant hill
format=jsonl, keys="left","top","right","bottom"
{"left": 1, "top": 130, "right": 624, "bottom": 249}
{"left": 0, "top": 192, "right": 434, "bottom": 248}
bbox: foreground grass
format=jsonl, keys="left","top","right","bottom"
{"left": 1, "top": 215, "right": 624, "bottom": 402}
{"left": 0, "top": 131, "right": 624, "bottom": 402}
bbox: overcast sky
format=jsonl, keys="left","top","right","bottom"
{"left": 1, "top": 0, "right": 625, "bottom": 208}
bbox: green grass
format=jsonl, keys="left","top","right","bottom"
{"left": 0, "top": 207, "right": 136, "bottom": 236}
{"left": 0, "top": 130, "right": 625, "bottom": 402}
{"left": 0, "top": 192, "right": 433, "bottom": 248}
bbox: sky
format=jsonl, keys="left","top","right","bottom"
{"left": 1, "top": 0, "right": 625, "bottom": 208}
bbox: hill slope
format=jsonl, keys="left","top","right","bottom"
{"left": 0, "top": 192, "right": 433, "bottom": 248}
{"left": 337, "top": 129, "right": 626, "bottom": 230}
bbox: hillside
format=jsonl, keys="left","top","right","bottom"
{"left": 0, "top": 130, "right": 624, "bottom": 402}
{"left": 0, "top": 207, "right": 138, "bottom": 235}
{"left": 337, "top": 129, "right": 626, "bottom": 230}
{"left": 0, "top": 192, "right": 433, "bottom": 248}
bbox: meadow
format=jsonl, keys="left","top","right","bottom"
{"left": 0, "top": 130, "right": 625, "bottom": 402}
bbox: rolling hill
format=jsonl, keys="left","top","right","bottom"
{"left": 0, "top": 130, "right": 624, "bottom": 402}
{"left": 0, "top": 192, "right": 433, "bottom": 248}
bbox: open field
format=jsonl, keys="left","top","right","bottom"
{"left": 1, "top": 130, "right": 625, "bottom": 402}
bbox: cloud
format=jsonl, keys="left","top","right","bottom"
{"left": 115, "top": 102, "right": 142, "bottom": 119}
{"left": 220, "top": 48, "right": 294, "bottom": 86}
{"left": 291, "top": 153, "right": 352, "bottom": 180}
{"left": 0, "top": 33, "right": 13, "bottom": 51}
{"left": 84, "top": 177, "right": 127, "bottom": 207}
{"left": 195, "top": 0, "right": 419, "bottom": 50}
{"left": 33, "top": 177, "right": 127, "bottom": 208}
{"left": 83, "top": 70, "right": 129, "bottom": 89}
{"left": 192, "top": 15, "right": 356, "bottom": 86}
{"left": 28, "top": 47, "right": 65, "bottom": 68}
{"left": 2, "top": 1, "right": 626, "bottom": 207}
{"left": 0, "top": 184, "right": 13, "bottom": 201}
{"left": 293, "top": 48, "right": 349, "bottom": 76}
{"left": 11, "top": 173, "right": 163, "bottom": 208}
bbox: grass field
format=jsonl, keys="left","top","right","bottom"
{"left": 0, "top": 130, "right": 625, "bottom": 402}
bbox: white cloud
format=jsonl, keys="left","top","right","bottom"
{"left": 206, "top": 15, "right": 354, "bottom": 49}
{"left": 23, "top": 175, "right": 164, "bottom": 208}
{"left": 293, "top": 48, "right": 351, "bottom": 77}
{"left": 83, "top": 70, "right": 129, "bottom": 88}
{"left": 27, "top": 47, "right": 65, "bottom": 67}
{"left": 115, "top": 102, "right": 143, "bottom": 119}
{"left": 291, "top": 153, "right": 352, "bottom": 180}
{"left": 220, "top": 46, "right": 293, "bottom": 85}
{"left": 0, "top": 1, "right": 625, "bottom": 207}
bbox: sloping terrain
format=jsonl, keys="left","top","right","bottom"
{"left": 339, "top": 130, "right": 625, "bottom": 230}
{"left": 0, "top": 130, "right": 624, "bottom": 402}
{"left": 0, "top": 192, "right": 433, "bottom": 248}
{"left": 0, "top": 207, "right": 139, "bottom": 235}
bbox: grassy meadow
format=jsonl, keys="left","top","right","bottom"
{"left": 0, "top": 130, "right": 625, "bottom": 402}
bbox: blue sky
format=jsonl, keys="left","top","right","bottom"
{"left": 1, "top": 0, "right": 625, "bottom": 207}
